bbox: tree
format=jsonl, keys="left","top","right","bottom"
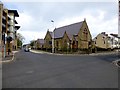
{"left": 30, "top": 40, "right": 36, "bottom": 49}
{"left": 17, "top": 39, "right": 22, "bottom": 47}
{"left": 17, "top": 33, "right": 25, "bottom": 47}
{"left": 30, "top": 40, "right": 34, "bottom": 47}
{"left": 17, "top": 33, "right": 25, "bottom": 42}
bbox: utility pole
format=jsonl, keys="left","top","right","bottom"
{"left": 118, "top": 0, "right": 120, "bottom": 49}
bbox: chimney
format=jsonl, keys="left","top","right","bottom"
{"left": 106, "top": 34, "right": 108, "bottom": 36}
{"left": 101, "top": 32, "right": 106, "bottom": 35}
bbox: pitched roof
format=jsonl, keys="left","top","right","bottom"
{"left": 37, "top": 39, "right": 44, "bottom": 45}
{"left": 53, "top": 21, "right": 84, "bottom": 40}
{"left": 49, "top": 31, "right": 53, "bottom": 37}
{"left": 93, "top": 32, "right": 108, "bottom": 41}
{"left": 110, "top": 33, "right": 119, "bottom": 38}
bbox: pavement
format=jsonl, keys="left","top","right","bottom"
{"left": 0, "top": 52, "right": 2, "bottom": 61}
{"left": 112, "top": 59, "right": 120, "bottom": 68}
{"left": 0, "top": 51, "right": 19, "bottom": 63}
{"left": 2, "top": 50, "right": 119, "bottom": 88}
{"left": 30, "top": 49, "right": 119, "bottom": 56}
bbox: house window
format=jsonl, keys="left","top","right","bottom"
{"left": 49, "top": 41, "right": 52, "bottom": 45}
{"left": 104, "top": 41, "right": 105, "bottom": 44}
{"left": 89, "top": 41, "right": 91, "bottom": 45}
{"left": 95, "top": 41, "right": 96, "bottom": 44}
{"left": 56, "top": 41, "right": 59, "bottom": 47}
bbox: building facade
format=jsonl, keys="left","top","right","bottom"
{"left": 34, "top": 39, "right": 44, "bottom": 50}
{"left": 8, "top": 10, "right": 20, "bottom": 51}
{"left": 44, "top": 19, "right": 92, "bottom": 52}
{"left": 0, "top": 3, "right": 8, "bottom": 57}
{"left": 93, "top": 32, "right": 112, "bottom": 49}
{"left": 53, "top": 19, "right": 92, "bottom": 51}
{"left": 44, "top": 30, "right": 52, "bottom": 50}
{"left": 0, "top": 3, "right": 3, "bottom": 53}
{"left": 110, "top": 33, "right": 119, "bottom": 49}
{"left": 0, "top": 2, "right": 20, "bottom": 57}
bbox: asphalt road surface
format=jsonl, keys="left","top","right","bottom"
{"left": 2, "top": 50, "right": 119, "bottom": 88}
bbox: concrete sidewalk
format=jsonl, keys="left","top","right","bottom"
{"left": 30, "top": 49, "right": 118, "bottom": 56}
{"left": 112, "top": 59, "right": 120, "bottom": 68}
{"left": 0, "top": 52, "right": 2, "bottom": 61}
{"left": 0, "top": 51, "right": 19, "bottom": 63}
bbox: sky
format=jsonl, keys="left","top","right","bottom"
{"left": 1, "top": 0, "right": 118, "bottom": 44}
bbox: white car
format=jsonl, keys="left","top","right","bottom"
{"left": 24, "top": 48, "right": 30, "bottom": 52}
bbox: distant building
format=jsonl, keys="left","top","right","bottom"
{"left": 44, "top": 19, "right": 92, "bottom": 52}
{"left": 35, "top": 39, "right": 44, "bottom": 50}
{"left": 110, "top": 33, "right": 119, "bottom": 49}
{"left": 44, "top": 30, "right": 52, "bottom": 50}
{"left": 8, "top": 10, "right": 20, "bottom": 51}
{"left": 93, "top": 32, "right": 113, "bottom": 49}
{"left": 54, "top": 19, "right": 92, "bottom": 51}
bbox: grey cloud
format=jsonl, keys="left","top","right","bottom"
{"left": 5, "top": 2, "right": 117, "bottom": 22}
{"left": 2, "top": 1, "right": 118, "bottom": 43}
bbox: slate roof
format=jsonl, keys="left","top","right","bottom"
{"left": 37, "top": 39, "right": 44, "bottom": 45}
{"left": 110, "top": 34, "right": 119, "bottom": 38}
{"left": 49, "top": 31, "right": 53, "bottom": 38}
{"left": 53, "top": 21, "right": 84, "bottom": 40}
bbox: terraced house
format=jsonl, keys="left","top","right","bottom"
{"left": 44, "top": 19, "right": 92, "bottom": 52}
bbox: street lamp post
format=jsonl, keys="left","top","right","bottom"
{"left": 118, "top": 1, "right": 120, "bottom": 49}
{"left": 51, "top": 20, "right": 55, "bottom": 53}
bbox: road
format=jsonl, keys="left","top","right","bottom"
{"left": 2, "top": 50, "right": 119, "bottom": 88}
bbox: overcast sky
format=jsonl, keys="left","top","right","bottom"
{"left": 1, "top": 0, "right": 118, "bottom": 44}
